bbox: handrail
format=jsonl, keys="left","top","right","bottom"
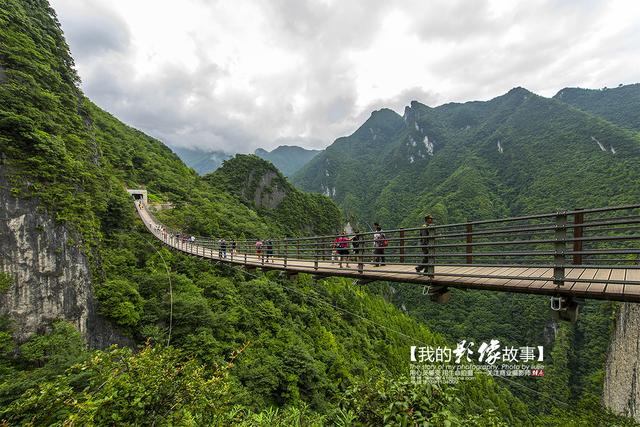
{"left": 134, "top": 200, "right": 640, "bottom": 300}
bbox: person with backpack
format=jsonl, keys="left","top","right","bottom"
{"left": 372, "top": 223, "right": 387, "bottom": 267}
{"left": 351, "top": 229, "right": 364, "bottom": 272}
{"left": 265, "top": 239, "right": 274, "bottom": 263}
{"left": 256, "top": 239, "right": 263, "bottom": 261}
{"left": 335, "top": 231, "right": 351, "bottom": 268}
{"left": 220, "top": 238, "right": 227, "bottom": 259}
{"left": 416, "top": 215, "right": 434, "bottom": 272}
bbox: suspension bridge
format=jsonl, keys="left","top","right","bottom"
{"left": 131, "top": 192, "right": 640, "bottom": 321}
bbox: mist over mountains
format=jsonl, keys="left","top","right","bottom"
{"left": 171, "top": 145, "right": 320, "bottom": 177}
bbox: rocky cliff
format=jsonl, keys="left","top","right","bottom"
{"left": 0, "top": 165, "right": 128, "bottom": 348}
{"left": 603, "top": 303, "right": 640, "bottom": 421}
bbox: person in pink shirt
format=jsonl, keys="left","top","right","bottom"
{"left": 335, "top": 231, "right": 351, "bottom": 268}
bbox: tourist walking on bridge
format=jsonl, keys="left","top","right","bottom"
{"left": 265, "top": 239, "right": 274, "bottom": 262}
{"left": 372, "top": 223, "right": 387, "bottom": 267}
{"left": 351, "top": 229, "right": 364, "bottom": 272}
{"left": 416, "top": 215, "right": 434, "bottom": 273}
{"left": 256, "top": 239, "right": 263, "bottom": 261}
{"left": 219, "top": 238, "right": 227, "bottom": 259}
{"left": 335, "top": 231, "right": 350, "bottom": 268}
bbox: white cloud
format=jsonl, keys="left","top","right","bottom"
{"left": 50, "top": 0, "right": 640, "bottom": 153}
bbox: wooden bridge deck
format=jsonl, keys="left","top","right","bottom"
{"left": 137, "top": 206, "right": 640, "bottom": 302}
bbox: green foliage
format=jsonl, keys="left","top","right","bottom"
{"left": 1, "top": 344, "right": 234, "bottom": 426}
{"left": 207, "top": 154, "right": 342, "bottom": 236}
{"left": 94, "top": 278, "right": 144, "bottom": 327}
{"left": 0, "top": 272, "right": 12, "bottom": 293}
{"left": 554, "top": 84, "right": 640, "bottom": 131}
{"left": 337, "top": 372, "right": 521, "bottom": 426}
{"left": 18, "top": 321, "right": 85, "bottom": 369}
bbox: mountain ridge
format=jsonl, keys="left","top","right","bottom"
{"left": 293, "top": 84, "right": 640, "bottom": 227}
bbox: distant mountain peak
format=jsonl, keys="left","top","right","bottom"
{"left": 254, "top": 145, "right": 321, "bottom": 177}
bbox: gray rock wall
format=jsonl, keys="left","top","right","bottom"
{"left": 0, "top": 177, "right": 92, "bottom": 341}
{"left": 0, "top": 165, "right": 131, "bottom": 348}
{"left": 603, "top": 303, "right": 640, "bottom": 421}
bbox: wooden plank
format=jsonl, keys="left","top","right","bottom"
{"left": 565, "top": 268, "right": 597, "bottom": 293}
{"left": 521, "top": 267, "right": 554, "bottom": 290}
{"left": 606, "top": 269, "right": 626, "bottom": 297}
{"left": 501, "top": 267, "right": 547, "bottom": 289}
{"left": 540, "top": 267, "right": 577, "bottom": 291}
{"left": 586, "top": 269, "right": 612, "bottom": 294}
{"left": 436, "top": 266, "right": 497, "bottom": 285}
{"left": 474, "top": 267, "right": 524, "bottom": 287}
{"left": 623, "top": 269, "right": 640, "bottom": 297}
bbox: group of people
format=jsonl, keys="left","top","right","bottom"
{"left": 255, "top": 239, "right": 275, "bottom": 262}
{"left": 217, "top": 238, "right": 237, "bottom": 259}
{"left": 164, "top": 215, "right": 435, "bottom": 273}
{"left": 330, "top": 215, "right": 434, "bottom": 271}
{"left": 330, "top": 222, "right": 387, "bottom": 268}
{"left": 174, "top": 233, "right": 196, "bottom": 243}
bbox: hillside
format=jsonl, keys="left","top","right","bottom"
{"left": 0, "top": 1, "right": 555, "bottom": 424}
{"left": 293, "top": 87, "right": 640, "bottom": 228}
{"left": 1, "top": 0, "right": 638, "bottom": 424}
{"left": 206, "top": 154, "right": 341, "bottom": 236}
{"left": 255, "top": 145, "right": 321, "bottom": 177}
{"left": 292, "top": 84, "right": 640, "bottom": 420}
{"left": 554, "top": 83, "right": 640, "bottom": 131}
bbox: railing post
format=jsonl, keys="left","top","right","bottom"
{"left": 466, "top": 223, "right": 473, "bottom": 265}
{"left": 572, "top": 209, "right": 584, "bottom": 265}
{"left": 554, "top": 212, "right": 568, "bottom": 285}
{"left": 314, "top": 238, "right": 319, "bottom": 270}
{"left": 284, "top": 239, "right": 287, "bottom": 268}
{"left": 399, "top": 229, "right": 405, "bottom": 263}
{"left": 427, "top": 226, "right": 435, "bottom": 278}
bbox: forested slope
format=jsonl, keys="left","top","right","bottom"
{"left": 554, "top": 83, "right": 640, "bottom": 131}
{"left": 0, "top": 0, "right": 582, "bottom": 424}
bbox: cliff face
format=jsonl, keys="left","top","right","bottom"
{"left": 252, "top": 170, "right": 286, "bottom": 209}
{"left": 0, "top": 166, "right": 129, "bottom": 348}
{"left": 603, "top": 303, "right": 640, "bottom": 421}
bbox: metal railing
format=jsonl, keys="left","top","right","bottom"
{"left": 135, "top": 201, "right": 640, "bottom": 292}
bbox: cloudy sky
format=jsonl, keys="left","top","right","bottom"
{"left": 50, "top": 0, "right": 640, "bottom": 153}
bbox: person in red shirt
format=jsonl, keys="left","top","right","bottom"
{"left": 335, "top": 231, "right": 351, "bottom": 268}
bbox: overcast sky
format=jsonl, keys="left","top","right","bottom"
{"left": 50, "top": 0, "right": 640, "bottom": 153}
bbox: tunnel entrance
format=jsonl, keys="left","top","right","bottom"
{"left": 126, "top": 189, "right": 148, "bottom": 204}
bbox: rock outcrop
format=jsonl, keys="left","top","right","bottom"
{"left": 603, "top": 303, "right": 640, "bottom": 421}
{"left": 0, "top": 165, "right": 130, "bottom": 348}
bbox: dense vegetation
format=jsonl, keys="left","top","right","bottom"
{"left": 293, "top": 87, "right": 640, "bottom": 227}
{"left": 554, "top": 84, "right": 640, "bottom": 131}
{"left": 1, "top": 0, "right": 638, "bottom": 424}
{"left": 206, "top": 154, "right": 342, "bottom": 236}
{"left": 292, "top": 83, "right": 640, "bottom": 421}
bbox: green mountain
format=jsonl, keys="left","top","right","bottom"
{"left": 0, "top": 0, "right": 583, "bottom": 424}
{"left": 206, "top": 154, "right": 341, "bottom": 236}
{"left": 554, "top": 83, "right": 640, "bottom": 131}
{"left": 293, "top": 87, "right": 640, "bottom": 228}
{"left": 255, "top": 145, "right": 321, "bottom": 177}
{"left": 292, "top": 85, "right": 640, "bottom": 418}
{"left": 171, "top": 146, "right": 232, "bottom": 175}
